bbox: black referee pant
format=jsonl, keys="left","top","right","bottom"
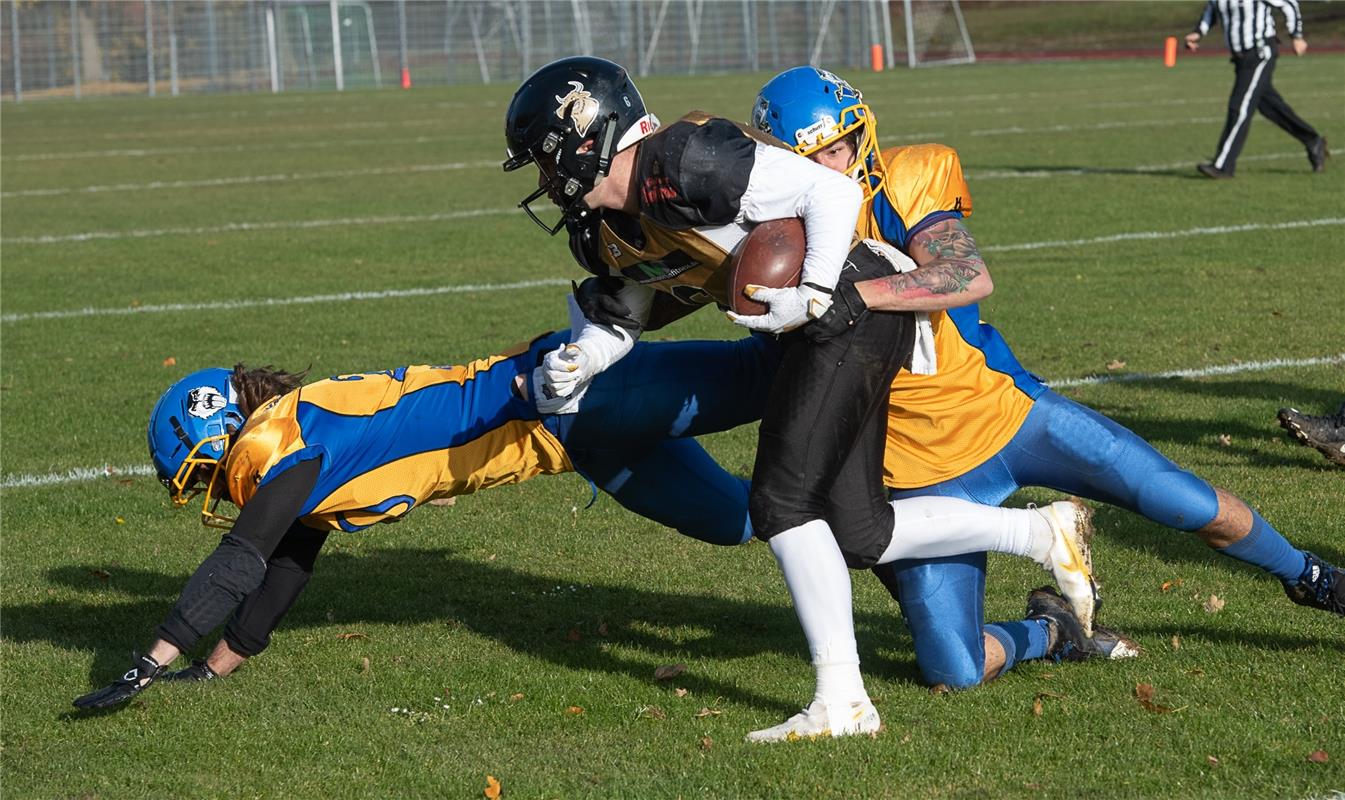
{"left": 1212, "top": 40, "right": 1320, "bottom": 173}
{"left": 749, "top": 243, "right": 916, "bottom": 570}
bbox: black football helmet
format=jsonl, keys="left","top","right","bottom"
{"left": 503, "top": 56, "right": 659, "bottom": 234}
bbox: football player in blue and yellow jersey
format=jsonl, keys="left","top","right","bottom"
{"left": 752, "top": 66, "right": 1344, "bottom": 692}
{"left": 73, "top": 327, "right": 1115, "bottom": 711}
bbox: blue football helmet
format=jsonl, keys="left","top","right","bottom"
{"left": 751, "top": 66, "right": 883, "bottom": 199}
{"left": 147, "top": 367, "right": 245, "bottom": 528}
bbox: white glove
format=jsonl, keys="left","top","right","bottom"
{"left": 540, "top": 343, "right": 593, "bottom": 399}
{"left": 532, "top": 365, "right": 591, "bottom": 415}
{"left": 726, "top": 284, "right": 832, "bottom": 334}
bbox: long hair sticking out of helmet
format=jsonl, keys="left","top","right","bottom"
{"left": 751, "top": 66, "right": 883, "bottom": 201}
{"left": 503, "top": 56, "right": 660, "bottom": 234}
{"left": 147, "top": 365, "right": 305, "bottom": 529}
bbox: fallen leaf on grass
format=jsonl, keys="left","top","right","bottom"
{"left": 426, "top": 496, "right": 456, "bottom": 507}
{"left": 566, "top": 705, "right": 585, "bottom": 715}
{"left": 335, "top": 632, "right": 367, "bottom": 641}
{"left": 1217, "top": 433, "right": 1232, "bottom": 447}
{"left": 694, "top": 707, "right": 721, "bottom": 719}
{"left": 1161, "top": 578, "right": 1184, "bottom": 592}
{"left": 509, "top": 693, "right": 524, "bottom": 702}
{"left": 1206, "top": 755, "right": 1219, "bottom": 767}
{"left": 1033, "top": 691, "right": 1065, "bottom": 718}
{"left": 698, "top": 736, "right": 713, "bottom": 751}
{"left": 929, "top": 683, "right": 951, "bottom": 696}
{"left": 1106, "top": 359, "right": 1126, "bottom": 371}
{"left": 674, "top": 688, "right": 689, "bottom": 698}
{"left": 596, "top": 622, "right": 609, "bottom": 637}
{"left": 89, "top": 569, "right": 111, "bottom": 581}
{"left": 1202, "top": 594, "right": 1225, "bottom": 613}
{"left": 484, "top": 775, "right": 502, "bottom": 799}
{"left": 114, "top": 517, "right": 125, "bottom": 525}
{"left": 639, "top": 705, "right": 666, "bottom": 720}
{"left": 565, "top": 628, "right": 582, "bottom": 642}
{"left": 653, "top": 663, "right": 686, "bottom": 682}
{"left": 1170, "top": 635, "right": 1181, "bottom": 651}
{"left": 359, "top": 657, "right": 370, "bottom": 674}
{"left": 162, "top": 357, "right": 177, "bottom": 367}
{"left": 1134, "top": 683, "right": 1184, "bottom": 714}
{"left": 1307, "top": 750, "right": 1329, "bottom": 764}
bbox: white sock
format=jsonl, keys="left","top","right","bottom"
{"left": 768, "top": 520, "right": 866, "bottom": 707}
{"left": 874, "top": 496, "right": 1044, "bottom": 564}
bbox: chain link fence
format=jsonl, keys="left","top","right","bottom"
{"left": 2, "top": 0, "right": 931, "bottom": 101}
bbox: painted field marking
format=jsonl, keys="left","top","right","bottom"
{"left": 980, "top": 217, "right": 1345, "bottom": 253}
{"left": 6, "top": 353, "right": 1341, "bottom": 491}
{"left": 1, "top": 161, "right": 500, "bottom": 199}
{"left": 968, "top": 150, "right": 1304, "bottom": 180}
{"left": 1, "top": 278, "right": 572, "bottom": 323}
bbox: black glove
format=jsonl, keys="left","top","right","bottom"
{"left": 161, "top": 659, "right": 219, "bottom": 683}
{"left": 572, "top": 277, "right": 642, "bottom": 331}
{"left": 803, "top": 279, "right": 868, "bottom": 343}
{"left": 72, "top": 653, "right": 165, "bottom": 710}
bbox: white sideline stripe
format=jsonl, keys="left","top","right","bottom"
{"left": 2, "top": 208, "right": 516, "bottom": 245}
{"left": 0, "top": 278, "right": 572, "bottom": 323}
{"left": 1049, "top": 354, "right": 1345, "bottom": 388}
{"left": 0, "top": 161, "right": 500, "bottom": 198}
{"left": 2, "top": 133, "right": 450, "bottom": 162}
{"left": 981, "top": 217, "right": 1345, "bottom": 253}
{"left": 8, "top": 354, "right": 1342, "bottom": 491}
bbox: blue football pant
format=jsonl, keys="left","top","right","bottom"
{"left": 546, "top": 333, "right": 780, "bottom": 546}
{"left": 877, "top": 389, "right": 1224, "bottom": 688}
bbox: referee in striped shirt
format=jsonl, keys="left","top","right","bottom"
{"left": 1185, "top": 0, "right": 1328, "bottom": 178}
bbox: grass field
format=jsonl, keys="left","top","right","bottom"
{"left": 2, "top": 53, "right": 1344, "bottom": 799}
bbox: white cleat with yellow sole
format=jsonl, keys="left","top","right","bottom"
{"left": 745, "top": 699, "right": 881, "bottom": 743}
{"left": 1040, "top": 499, "right": 1100, "bottom": 637}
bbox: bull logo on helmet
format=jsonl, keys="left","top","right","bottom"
{"left": 186, "top": 386, "right": 229, "bottom": 419}
{"left": 555, "top": 81, "right": 600, "bottom": 137}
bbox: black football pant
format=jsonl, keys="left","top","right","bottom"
{"left": 1212, "top": 40, "right": 1320, "bottom": 173}
{"left": 749, "top": 246, "right": 916, "bottom": 570}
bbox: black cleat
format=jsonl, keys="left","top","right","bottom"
{"left": 1284, "top": 553, "right": 1345, "bottom": 615}
{"left": 1197, "top": 162, "right": 1234, "bottom": 179}
{"left": 1027, "top": 586, "right": 1097, "bottom": 662}
{"left": 1092, "top": 625, "right": 1143, "bottom": 659}
{"left": 1308, "top": 136, "right": 1330, "bottom": 173}
{"left": 1277, "top": 403, "right": 1345, "bottom": 466}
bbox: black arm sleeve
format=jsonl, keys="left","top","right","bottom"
{"left": 156, "top": 459, "right": 321, "bottom": 652}
{"left": 222, "top": 523, "right": 329, "bottom": 657}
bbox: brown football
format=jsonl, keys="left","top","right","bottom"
{"left": 728, "top": 217, "right": 805, "bottom": 316}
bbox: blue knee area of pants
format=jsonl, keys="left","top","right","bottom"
{"left": 565, "top": 439, "right": 752, "bottom": 546}
{"left": 1133, "top": 469, "right": 1219, "bottom": 531}
{"left": 883, "top": 553, "right": 988, "bottom": 688}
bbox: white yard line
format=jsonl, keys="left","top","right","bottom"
{"left": 967, "top": 150, "right": 1304, "bottom": 180}
{"left": 980, "top": 217, "right": 1345, "bottom": 253}
{"left": 7, "top": 353, "right": 1341, "bottom": 491}
{"left": 1, "top": 161, "right": 500, "bottom": 198}
{"left": 1, "top": 208, "right": 516, "bottom": 245}
{"left": 0, "top": 278, "right": 572, "bottom": 323}
{"left": 1049, "top": 353, "right": 1345, "bottom": 388}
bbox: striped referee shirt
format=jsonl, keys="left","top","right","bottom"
{"left": 1194, "top": 0, "right": 1304, "bottom": 53}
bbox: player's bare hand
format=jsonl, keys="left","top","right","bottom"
{"left": 1184, "top": 32, "right": 1201, "bottom": 52}
{"left": 73, "top": 654, "right": 165, "bottom": 710}
{"left": 1292, "top": 37, "right": 1308, "bottom": 56}
{"left": 726, "top": 284, "right": 831, "bottom": 334}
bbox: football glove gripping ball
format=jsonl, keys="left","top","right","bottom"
{"left": 573, "top": 277, "right": 642, "bottom": 332}
{"left": 73, "top": 653, "right": 166, "bottom": 710}
{"left": 162, "top": 659, "right": 220, "bottom": 683}
{"left": 803, "top": 279, "right": 868, "bottom": 343}
{"left": 726, "top": 283, "right": 832, "bottom": 334}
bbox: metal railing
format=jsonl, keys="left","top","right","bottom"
{"left": 2, "top": 0, "right": 923, "bottom": 101}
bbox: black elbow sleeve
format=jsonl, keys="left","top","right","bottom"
{"left": 157, "top": 534, "right": 269, "bottom": 652}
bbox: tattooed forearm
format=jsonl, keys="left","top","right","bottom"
{"left": 854, "top": 219, "right": 992, "bottom": 311}
{"left": 881, "top": 261, "right": 982, "bottom": 296}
